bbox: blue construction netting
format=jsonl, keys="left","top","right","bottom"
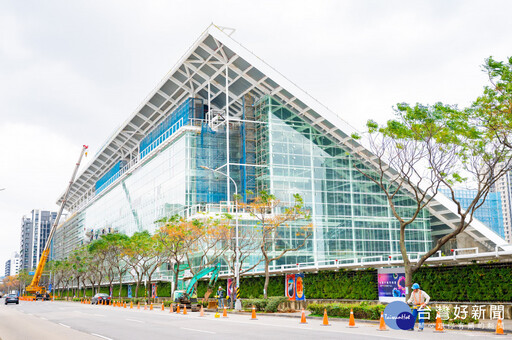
{"left": 139, "top": 98, "right": 203, "bottom": 159}
{"left": 195, "top": 124, "right": 227, "bottom": 204}
{"left": 95, "top": 160, "right": 127, "bottom": 194}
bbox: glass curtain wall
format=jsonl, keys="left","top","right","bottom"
{"left": 253, "top": 95, "right": 432, "bottom": 266}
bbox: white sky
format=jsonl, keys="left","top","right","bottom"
{"left": 1, "top": 0, "right": 511, "bottom": 272}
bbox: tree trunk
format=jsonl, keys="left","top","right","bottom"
{"left": 405, "top": 266, "right": 413, "bottom": 301}
{"left": 173, "top": 268, "right": 180, "bottom": 292}
{"left": 263, "top": 260, "right": 270, "bottom": 299}
{"left": 119, "top": 272, "right": 123, "bottom": 299}
{"left": 135, "top": 280, "right": 140, "bottom": 298}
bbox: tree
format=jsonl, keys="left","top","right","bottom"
{"left": 353, "top": 62, "right": 512, "bottom": 297}
{"left": 90, "top": 233, "right": 129, "bottom": 298}
{"left": 240, "top": 191, "right": 312, "bottom": 299}
{"left": 69, "top": 247, "right": 89, "bottom": 298}
{"left": 124, "top": 231, "right": 163, "bottom": 300}
{"left": 473, "top": 57, "right": 512, "bottom": 148}
{"left": 155, "top": 215, "right": 196, "bottom": 293}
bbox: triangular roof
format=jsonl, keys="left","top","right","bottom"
{"left": 58, "top": 24, "right": 511, "bottom": 250}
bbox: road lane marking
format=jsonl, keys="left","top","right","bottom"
{"left": 58, "top": 323, "right": 71, "bottom": 328}
{"left": 91, "top": 334, "right": 113, "bottom": 340}
{"left": 126, "top": 318, "right": 143, "bottom": 323}
{"left": 93, "top": 314, "right": 105, "bottom": 317}
{"left": 40, "top": 317, "right": 47, "bottom": 320}
{"left": 181, "top": 327, "right": 215, "bottom": 334}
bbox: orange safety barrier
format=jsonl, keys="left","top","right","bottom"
{"left": 300, "top": 308, "right": 307, "bottom": 324}
{"left": 496, "top": 317, "right": 505, "bottom": 335}
{"left": 321, "top": 309, "right": 330, "bottom": 326}
{"left": 250, "top": 305, "right": 257, "bottom": 320}
{"left": 377, "top": 312, "right": 387, "bottom": 331}
{"left": 348, "top": 309, "right": 357, "bottom": 328}
{"left": 434, "top": 312, "right": 444, "bottom": 333}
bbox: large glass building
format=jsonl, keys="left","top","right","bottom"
{"left": 52, "top": 25, "right": 508, "bottom": 275}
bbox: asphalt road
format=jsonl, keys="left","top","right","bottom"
{"left": 0, "top": 300, "right": 506, "bottom": 340}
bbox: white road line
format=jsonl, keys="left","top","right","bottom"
{"left": 126, "top": 318, "right": 143, "bottom": 323}
{"left": 93, "top": 314, "right": 105, "bottom": 317}
{"left": 58, "top": 323, "right": 71, "bottom": 328}
{"left": 91, "top": 333, "right": 113, "bottom": 340}
{"left": 180, "top": 327, "right": 215, "bottom": 334}
{"left": 40, "top": 317, "right": 48, "bottom": 320}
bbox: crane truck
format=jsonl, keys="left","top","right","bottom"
{"left": 25, "top": 145, "right": 88, "bottom": 298}
{"left": 173, "top": 263, "right": 220, "bottom": 312}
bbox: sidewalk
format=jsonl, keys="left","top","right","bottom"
{"left": 228, "top": 309, "right": 511, "bottom": 334}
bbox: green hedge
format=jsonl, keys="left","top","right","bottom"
{"left": 196, "top": 269, "right": 376, "bottom": 300}
{"left": 242, "top": 296, "right": 288, "bottom": 312}
{"left": 71, "top": 262, "right": 512, "bottom": 302}
{"left": 307, "top": 302, "right": 385, "bottom": 320}
{"left": 413, "top": 263, "right": 512, "bottom": 302}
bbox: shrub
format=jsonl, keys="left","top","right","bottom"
{"left": 241, "top": 296, "right": 288, "bottom": 312}
{"left": 307, "top": 302, "right": 385, "bottom": 320}
{"left": 264, "top": 296, "right": 287, "bottom": 312}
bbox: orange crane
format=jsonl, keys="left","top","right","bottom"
{"left": 25, "top": 145, "right": 88, "bottom": 296}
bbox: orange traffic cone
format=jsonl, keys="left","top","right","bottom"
{"left": 321, "top": 309, "right": 331, "bottom": 326}
{"left": 137, "top": 302, "right": 140, "bottom": 310}
{"left": 250, "top": 305, "right": 258, "bottom": 320}
{"left": 161, "top": 302, "right": 164, "bottom": 311}
{"left": 130, "top": 301, "right": 133, "bottom": 309}
{"left": 496, "top": 317, "right": 504, "bottom": 335}
{"left": 183, "top": 305, "right": 188, "bottom": 315}
{"left": 150, "top": 303, "right": 153, "bottom": 311}
{"left": 434, "top": 312, "right": 444, "bottom": 333}
{"left": 170, "top": 303, "right": 173, "bottom": 313}
{"left": 348, "top": 309, "right": 357, "bottom": 328}
{"left": 144, "top": 302, "right": 147, "bottom": 310}
{"left": 377, "top": 312, "right": 387, "bottom": 331}
{"left": 176, "top": 304, "right": 180, "bottom": 314}
{"left": 300, "top": 308, "right": 307, "bottom": 324}
{"left": 222, "top": 306, "right": 228, "bottom": 318}
{"left": 199, "top": 305, "right": 205, "bottom": 317}
{"left": 124, "top": 302, "right": 127, "bottom": 308}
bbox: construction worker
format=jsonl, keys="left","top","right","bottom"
{"left": 407, "top": 283, "right": 430, "bottom": 331}
{"left": 216, "top": 286, "right": 225, "bottom": 309}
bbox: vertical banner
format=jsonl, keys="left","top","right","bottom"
{"left": 152, "top": 283, "right": 158, "bottom": 299}
{"left": 48, "top": 284, "right": 52, "bottom": 293}
{"left": 295, "top": 273, "right": 305, "bottom": 301}
{"left": 285, "top": 274, "right": 296, "bottom": 301}
{"left": 128, "top": 285, "right": 132, "bottom": 299}
{"left": 227, "top": 278, "right": 234, "bottom": 299}
{"left": 377, "top": 267, "right": 406, "bottom": 303}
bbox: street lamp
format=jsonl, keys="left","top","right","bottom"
{"left": 200, "top": 165, "right": 241, "bottom": 311}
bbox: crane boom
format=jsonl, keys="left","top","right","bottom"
{"left": 26, "top": 145, "right": 88, "bottom": 295}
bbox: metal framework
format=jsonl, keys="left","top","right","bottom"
{"left": 57, "top": 24, "right": 511, "bottom": 251}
